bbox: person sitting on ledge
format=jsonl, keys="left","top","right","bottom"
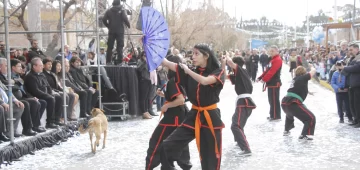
{"left": 24, "top": 57, "right": 63, "bottom": 129}
{"left": 69, "top": 56, "right": 99, "bottom": 116}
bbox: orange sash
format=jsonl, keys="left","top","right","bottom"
{"left": 191, "top": 104, "right": 220, "bottom": 160}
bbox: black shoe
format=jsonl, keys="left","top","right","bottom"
{"left": 46, "top": 123, "right": 59, "bottom": 129}
{"left": 354, "top": 123, "right": 360, "bottom": 128}
{"left": 299, "top": 135, "right": 313, "bottom": 140}
{"left": 339, "top": 119, "right": 344, "bottom": 123}
{"left": 237, "top": 150, "right": 252, "bottom": 157}
{"left": 14, "top": 133, "right": 22, "bottom": 137}
{"left": 32, "top": 127, "right": 46, "bottom": 133}
{"left": 283, "top": 131, "right": 291, "bottom": 136}
{"left": 22, "top": 129, "right": 37, "bottom": 136}
{"left": 349, "top": 121, "right": 358, "bottom": 126}
{"left": 55, "top": 122, "right": 65, "bottom": 126}
{"left": 0, "top": 133, "right": 10, "bottom": 142}
{"left": 269, "top": 118, "right": 281, "bottom": 121}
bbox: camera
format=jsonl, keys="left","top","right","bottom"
{"left": 336, "top": 62, "right": 342, "bottom": 66}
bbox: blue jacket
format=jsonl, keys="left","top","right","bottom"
{"left": 331, "top": 71, "right": 346, "bottom": 93}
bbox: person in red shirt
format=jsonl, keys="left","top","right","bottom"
{"left": 257, "top": 46, "right": 282, "bottom": 121}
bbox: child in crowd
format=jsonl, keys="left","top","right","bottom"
{"left": 331, "top": 60, "right": 353, "bottom": 123}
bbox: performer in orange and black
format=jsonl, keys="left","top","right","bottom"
{"left": 222, "top": 54, "right": 256, "bottom": 156}
{"left": 257, "top": 46, "right": 283, "bottom": 121}
{"left": 160, "top": 44, "right": 225, "bottom": 170}
{"left": 282, "top": 66, "right": 316, "bottom": 140}
{"left": 145, "top": 55, "right": 192, "bottom": 170}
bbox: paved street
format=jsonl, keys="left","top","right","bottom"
{"left": 3, "top": 65, "right": 360, "bottom": 170}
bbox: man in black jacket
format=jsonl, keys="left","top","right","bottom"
{"left": 0, "top": 58, "right": 37, "bottom": 136}
{"left": 250, "top": 50, "right": 260, "bottom": 82}
{"left": 69, "top": 56, "right": 99, "bottom": 115}
{"left": 10, "top": 59, "right": 47, "bottom": 133}
{"left": 24, "top": 58, "right": 62, "bottom": 129}
{"left": 342, "top": 43, "right": 360, "bottom": 127}
{"left": 102, "top": 0, "right": 131, "bottom": 64}
{"left": 27, "top": 40, "right": 46, "bottom": 61}
{"left": 64, "top": 59, "right": 89, "bottom": 118}
{"left": 259, "top": 50, "right": 269, "bottom": 72}
{"left": 42, "top": 58, "right": 76, "bottom": 121}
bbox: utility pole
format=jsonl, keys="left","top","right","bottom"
{"left": 294, "top": 22, "right": 297, "bottom": 47}
{"left": 222, "top": 0, "right": 224, "bottom": 12}
{"left": 334, "top": 0, "right": 337, "bottom": 45}
{"left": 306, "top": 0, "right": 310, "bottom": 48}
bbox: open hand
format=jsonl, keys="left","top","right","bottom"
{"left": 1, "top": 103, "right": 9, "bottom": 111}
{"left": 14, "top": 100, "right": 24, "bottom": 109}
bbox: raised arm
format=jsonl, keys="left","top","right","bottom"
{"left": 179, "top": 63, "right": 219, "bottom": 86}
{"left": 225, "top": 56, "right": 237, "bottom": 70}
{"left": 162, "top": 58, "right": 177, "bottom": 72}
{"left": 309, "top": 65, "right": 316, "bottom": 78}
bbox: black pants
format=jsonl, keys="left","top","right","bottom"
{"left": 41, "top": 95, "right": 61, "bottom": 124}
{"left": 139, "top": 79, "right": 152, "bottom": 114}
{"left": 262, "top": 64, "right": 267, "bottom": 72}
{"left": 282, "top": 102, "right": 316, "bottom": 136}
{"left": 0, "top": 106, "right": 6, "bottom": 134}
{"left": 231, "top": 106, "right": 252, "bottom": 151}
{"left": 38, "top": 99, "right": 47, "bottom": 126}
{"left": 160, "top": 126, "right": 222, "bottom": 170}
{"left": 349, "top": 87, "right": 360, "bottom": 123}
{"left": 106, "top": 32, "right": 124, "bottom": 64}
{"left": 53, "top": 93, "right": 64, "bottom": 121}
{"left": 58, "top": 92, "right": 75, "bottom": 118}
{"left": 85, "top": 89, "right": 99, "bottom": 114}
{"left": 76, "top": 90, "right": 88, "bottom": 117}
{"left": 4, "top": 103, "right": 24, "bottom": 136}
{"left": 146, "top": 125, "right": 191, "bottom": 170}
{"left": 268, "top": 87, "right": 281, "bottom": 119}
{"left": 20, "top": 98, "right": 42, "bottom": 130}
{"left": 336, "top": 93, "right": 352, "bottom": 120}
{"left": 251, "top": 67, "right": 257, "bottom": 82}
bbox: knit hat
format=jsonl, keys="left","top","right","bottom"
{"left": 112, "top": 0, "right": 121, "bottom": 6}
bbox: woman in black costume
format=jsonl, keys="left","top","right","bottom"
{"left": 160, "top": 44, "right": 225, "bottom": 170}
{"left": 145, "top": 55, "right": 191, "bottom": 170}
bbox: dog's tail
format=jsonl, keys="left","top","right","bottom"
{"left": 78, "top": 120, "right": 95, "bottom": 134}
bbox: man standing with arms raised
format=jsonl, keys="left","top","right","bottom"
{"left": 257, "top": 46, "right": 282, "bottom": 121}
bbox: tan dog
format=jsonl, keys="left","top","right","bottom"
{"left": 79, "top": 108, "right": 108, "bottom": 154}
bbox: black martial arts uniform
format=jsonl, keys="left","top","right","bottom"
{"left": 250, "top": 54, "right": 259, "bottom": 82}
{"left": 145, "top": 79, "right": 191, "bottom": 170}
{"left": 281, "top": 73, "right": 316, "bottom": 138}
{"left": 258, "top": 54, "right": 282, "bottom": 120}
{"left": 228, "top": 65, "right": 256, "bottom": 152}
{"left": 160, "top": 65, "right": 225, "bottom": 170}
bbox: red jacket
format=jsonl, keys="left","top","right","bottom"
{"left": 258, "top": 54, "right": 282, "bottom": 87}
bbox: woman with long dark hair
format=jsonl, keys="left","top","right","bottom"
{"left": 145, "top": 55, "right": 191, "bottom": 170}
{"left": 137, "top": 51, "right": 153, "bottom": 119}
{"left": 160, "top": 44, "right": 225, "bottom": 170}
{"left": 51, "top": 60, "right": 78, "bottom": 120}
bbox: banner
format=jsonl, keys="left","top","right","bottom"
{"left": 251, "top": 39, "right": 268, "bottom": 49}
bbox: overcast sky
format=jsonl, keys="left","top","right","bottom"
{"left": 132, "top": 0, "right": 355, "bottom": 26}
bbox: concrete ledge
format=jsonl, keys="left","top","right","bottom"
{"left": 313, "top": 79, "right": 334, "bottom": 92}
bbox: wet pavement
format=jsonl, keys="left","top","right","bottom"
{"left": 3, "top": 65, "right": 360, "bottom": 170}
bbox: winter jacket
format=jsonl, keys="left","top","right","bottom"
{"left": 331, "top": 71, "right": 346, "bottom": 93}
{"left": 343, "top": 54, "right": 360, "bottom": 88}
{"left": 102, "top": 6, "right": 130, "bottom": 34}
